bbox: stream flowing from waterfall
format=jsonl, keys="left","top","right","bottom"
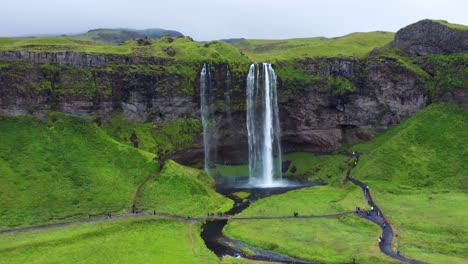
{"left": 201, "top": 183, "right": 319, "bottom": 263}
{"left": 246, "top": 63, "right": 283, "bottom": 187}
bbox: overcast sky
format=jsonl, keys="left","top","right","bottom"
{"left": 1, "top": 0, "right": 467, "bottom": 40}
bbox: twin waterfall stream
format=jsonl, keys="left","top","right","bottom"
{"left": 200, "top": 63, "right": 282, "bottom": 187}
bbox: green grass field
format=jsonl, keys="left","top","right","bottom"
{"left": 0, "top": 113, "right": 158, "bottom": 230}
{"left": 137, "top": 160, "right": 233, "bottom": 216}
{"left": 349, "top": 103, "right": 468, "bottom": 263}
{"left": 232, "top": 31, "right": 395, "bottom": 61}
{"left": 0, "top": 216, "right": 219, "bottom": 264}
{"left": 0, "top": 31, "right": 394, "bottom": 64}
{"left": 226, "top": 216, "right": 394, "bottom": 264}
{"left": 226, "top": 103, "right": 468, "bottom": 263}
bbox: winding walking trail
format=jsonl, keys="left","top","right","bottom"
{"left": 345, "top": 152, "right": 425, "bottom": 264}
{"left": 0, "top": 153, "right": 426, "bottom": 264}
{"left": 0, "top": 211, "right": 352, "bottom": 234}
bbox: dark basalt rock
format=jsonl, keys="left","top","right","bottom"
{"left": 1, "top": 19, "right": 467, "bottom": 165}
{"left": 389, "top": 19, "right": 468, "bottom": 56}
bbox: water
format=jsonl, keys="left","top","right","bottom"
{"left": 201, "top": 183, "right": 319, "bottom": 263}
{"left": 246, "top": 63, "right": 283, "bottom": 187}
{"left": 200, "top": 63, "right": 216, "bottom": 174}
{"left": 225, "top": 65, "right": 234, "bottom": 131}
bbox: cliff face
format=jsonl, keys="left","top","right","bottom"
{"left": 0, "top": 51, "right": 429, "bottom": 163}
{"left": 0, "top": 19, "right": 466, "bottom": 164}
{"left": 389, "top": 19, "right": 468, "bottom": 56}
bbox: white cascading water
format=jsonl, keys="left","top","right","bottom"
{"left": 225, "top": 65, "right": 234, "bottom": 130}
{"left": 200, "top": 63, "right": 212, "bottom": 174}
{"left": 246, "top": 63, "right": 282, "bottom": 186}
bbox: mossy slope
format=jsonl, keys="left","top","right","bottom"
{"left": 0, "top": 113, "right": 158, "bottom": 230}
{"left": 137, "top": 160, "right": 233, "bottom": 216}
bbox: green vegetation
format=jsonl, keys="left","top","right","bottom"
{"left": 0, "top": 113, "right": 158, "bottom": 230}
{"left": 69, "top": 28, "right": 183, "bottom": 45}
{"left": 432, "top": 20, "right": 468, "bottom": 30}
{"left": 137, "top": 160, "right": 233, "bottom": 216}
{"left": 233, "top": 31, "right": 395, "bottom": 61}
{"left": 351, "top": 103, "right": 467, "bottom": 190}
{"left": 349, "top": 103, "right": 468, "bottom": 263}
{"left": 226, "top": 103, "right": 467, "bottom": 263}
{"left": 101, "top": 112, "right": 202, "bottom": 159}
{"left": 0, "top": 36, "right": 249, "bottom": 65}
{"left": 230, "top": 185, "right": 362, "bottom": 218}
{"left": 369, "top": 47, "right": 431, "bottom": 79}
{"left": 0, "top": 37, "right": 131, "bottom": 54}
{"left": 232, "top": 191, "right": 250, "bottom": 200}
{"left": 282, "top": 152, "right": 349, "bottom": 184}
{"left": 420, "top": 53, "right": 468, "bottom": 96}
{"left": 226, "top": 216, "right": 393, "bottom": 263}
{"left": 213, "top": 163, "right": 249, "bottom": 177}
{"left": 0, "top": 217, "right": 219, "bottom": 263}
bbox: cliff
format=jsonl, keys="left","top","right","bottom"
{"left": 389, "top": 19, "right": 468, "bottom": 56}
{"left": 0, "top": 19, "right": 467, "bottom": 164}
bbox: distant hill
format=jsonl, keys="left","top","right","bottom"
{"left": 69, "top": 28, "right": 184, "bottom": 45}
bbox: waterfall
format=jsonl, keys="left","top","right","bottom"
{"left": 246, "top": 63, "right": 282, "bottom": 186}
{"left": 225, "top": 65, "right": 234, "bottom": 132}
{"left": 200, "top": 63, "right": 215, "bottom": 174}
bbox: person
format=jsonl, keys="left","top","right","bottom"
{"left": 371, "top": 206, "right": 374, "bottom": 212}
{"left": 378, "top": 238, "right": 381, "bottom": 244}
{"left": 154, "top": 210, "right": 156, "bottom": 215}
{"left": 397, "top": 248, "right": 400, "bottom": 256}
{"left": 383, "top": 223, "right": 386, "bottom": 229}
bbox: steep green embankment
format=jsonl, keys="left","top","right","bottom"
{"left": 137, "top": 160, "right": 233, "bottom": 216}
{"left": 100, "top": 112, "right": 202, "bottom": 160}
{"left": 350, "top": 103, "right": 468, "bottom": 263}
{"left": 0, "top": 112, "right": 233, "bottom": 230}
{"left": 226, "top": 103, "right": 468, "bottom": 263}
{"left": 0, "top": 113, "right": 158, "bottom": 230}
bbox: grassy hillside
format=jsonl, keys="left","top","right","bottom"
{"left": 101, "top": 112, "right": 202, "bottom": 160}
{"left": 233, "top": 31, "right": 395, "bottom": 61}
{"left": 226, "top": 103, "right": 468, "bottom": 263}
{"left": 432, "top": 20, "right": 468, "bottom": 30}
{"left": 0, "top": 37, "right": 131, "bottom": 54}
{"left": 0, "top": 36, "right": 249, "bottom": 65}
{"left": 0, "top": 217, "right": 219, "bottom": 263}
{"left": 0, "top": 31, "right": 395, "bottom": 63}
{"left": 70, "top": 28, "right": 183, "bottom": 45}
{"left": 137, "top": 160, "right": 233, "bottom": 216}
{"left": 352, "top": 103, "right": 467, "bottom": 190}
{"left": 0, "top": 113, "right": 158, "bottom": 230}
{"left": 349, "top": 103, "right": 468, "bottom": 263}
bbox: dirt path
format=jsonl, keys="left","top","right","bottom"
{"left": 1, "top": 153, "right": 426, "bottom": 264}
{"left": 345, "top": 152, "right": 425, "bottom": 264}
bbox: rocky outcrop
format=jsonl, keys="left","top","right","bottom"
{"left": 0, "top": 54, "right": 431, "bottom": 163}
{"left": 0, "top": 51, "right": 170, "bottom": 67}
{"left": 1, "top": 19, "right": 466, "bottom": 164}
{"left": 278, "top": 57, "right": 428, "bottom": 154}
{"left": 389, "top": 19, "right": 468, "bottom": 56}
